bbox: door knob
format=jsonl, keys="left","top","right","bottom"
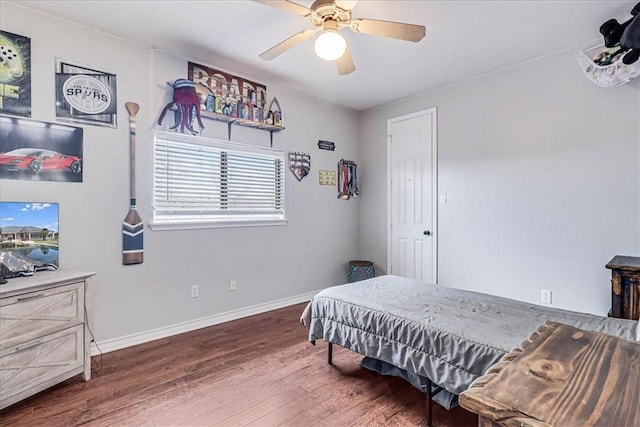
{"left": 423, "top": 230, "right": 431, "bottom": 236}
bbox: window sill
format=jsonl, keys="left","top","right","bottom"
{"left": 149, "top": 218, "right": 288, "bottom": 231}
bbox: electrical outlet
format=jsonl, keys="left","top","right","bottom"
{"left": 230, "top": 280, "right": 237, "bottom": 291}
{"left": 191, "top": 285, "right": 199, "bottom": 298}
{"left": 540, "top": 289, "right": 552, "bottom": 304}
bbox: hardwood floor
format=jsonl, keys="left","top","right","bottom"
{"left": 0, "top": 303, "right": 478, "bottom": 427}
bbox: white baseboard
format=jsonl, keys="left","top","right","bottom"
{"left": 91, "top": 290, "right": 318, "bottom": 355}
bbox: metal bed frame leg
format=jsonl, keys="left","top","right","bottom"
{"left": 327, "top": 342, "right": 333, "bottom": 365}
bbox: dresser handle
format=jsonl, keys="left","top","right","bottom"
{"left": 15, "top": 340, "right": 42, "bottom": 352}
{"left": 17, "top": 293, "right": 45, "bottom": 302}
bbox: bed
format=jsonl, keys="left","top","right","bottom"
{"left": 301, "top": 275, "right": 639, "bottom": 424}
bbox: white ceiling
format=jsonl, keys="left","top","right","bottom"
{"left": 8, "top": 0, "right": 636, "bottom": 111}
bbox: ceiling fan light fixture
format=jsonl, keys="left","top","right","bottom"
{"left": 314, "top": 29, "right": 346, "bottom": 61}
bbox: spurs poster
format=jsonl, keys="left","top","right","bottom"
{"left": 55, "top": 59, "right": 117, "bottom": 128}
{"left": 0, "top": 30, "right": 31, "bottom": 117}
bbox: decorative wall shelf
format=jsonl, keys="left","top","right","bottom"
{"left": 200, "top": 111, "right": 285, "bottom": 147}
{"left": 186, "top": 62, "right": 285, "bottom": 147}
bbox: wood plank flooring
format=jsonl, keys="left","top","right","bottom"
{"left": 0, "top": 303, "right": 477, "bottom": 426}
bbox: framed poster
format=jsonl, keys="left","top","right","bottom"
{"left": 0, "top": 115, "right": 83, "bottom": 182}
{"left": 0, "top": 30, "right": 31, "bottom": 117}
{"left": 55, "top": 59, "right": 117, "bottom": 128}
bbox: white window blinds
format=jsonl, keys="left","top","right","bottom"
{"left": 152, "top": 131, "right": 285, "bottom": 229}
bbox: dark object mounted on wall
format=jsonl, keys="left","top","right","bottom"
{"left": 289, "top": 151, "right": 310, "bottom": 181}
{"left": 158, "top": 79, "right": 205, "bottom": 135}
{"left": 599, "top": 2, "right": 640, "bottom": 65}
{"left": 318, "top": 140, "right": 335, "bottom": 151}
{"left": 621, "top": 11, "right": 640, "bottom": 63}
{"left": 337, "top": 159, "right": 358, "bottom": 200}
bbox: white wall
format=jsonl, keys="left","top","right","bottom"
{"left": 1, "top": 3, "right": 360, "bottom": 347}
{"left": 358, "top": 49, "right": 640, "bottom": 315}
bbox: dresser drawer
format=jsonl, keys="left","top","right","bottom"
{"left": 0, "top": 324, "right": 84, "bottom": 407}
{"left": 0, "top": 282, "right": 84, "bottom": 350}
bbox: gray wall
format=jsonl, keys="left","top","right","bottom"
{"left": 358, "top": 49, "right": 640, "bottom": 315}
{"left": 2, "top": 3, "right": 639, "bottom": 351}
{"left": 1, "top": 3, "right": 360, "bottom": 348}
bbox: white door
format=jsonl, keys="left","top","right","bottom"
{"left": 388, "top": 108, "right": 437, "bottom": 282}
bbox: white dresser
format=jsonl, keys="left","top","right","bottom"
{"left": 0, "top": 270, "right": 95, "bottom": 410}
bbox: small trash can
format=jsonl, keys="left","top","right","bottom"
{"left": 348, "top": 260, "right": 375, "bottom": 283}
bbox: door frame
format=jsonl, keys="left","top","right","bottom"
{"left": 386, "top": 107, "right": 438, "bottom": 283}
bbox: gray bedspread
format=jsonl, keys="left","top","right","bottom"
{"left": 307, "top": 275, "right": 638, "bottom": 397}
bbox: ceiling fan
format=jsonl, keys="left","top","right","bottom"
{"left": 255, "top": 0, "right": 426, "bottom": 75}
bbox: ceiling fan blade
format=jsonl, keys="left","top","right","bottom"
{"left": 253, "top": 0, "right": 311, "bottom": 17}
{"left": 259, "top": 28, "right": 317, "bottom": 60}
{"left": 350, "top": 18, "right": 426, "bottom": 42}
{"left": 336, "top": 46, "right": 355, "bottom": 75}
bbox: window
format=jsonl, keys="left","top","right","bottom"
{"left": 151, "top": 131, "right": 286, "bottom": 229}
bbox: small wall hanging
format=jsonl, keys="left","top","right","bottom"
{"left": 289, "top": 151, "right": 310, "bottom": 181}
{"left": 158, "top": 78, "right": 205, "bottom": 135}
{"left": 318, "top": 140, "right": 335, "bottom": 151}
{"left": 267, "top": 97, "right": 282, "bottom": 127}
{"left": 319, "top": 170, "right": 336, "bottom": 185}
{"left": 337, "top": 159, "right": 358, "bottom": 199}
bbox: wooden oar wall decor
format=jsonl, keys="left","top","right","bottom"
{"left": 123, "top": 101, "right": 143, "bottom": 265}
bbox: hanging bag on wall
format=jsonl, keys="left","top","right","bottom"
{"left": 337, "top": 159, "right": 358, "bottom": 200}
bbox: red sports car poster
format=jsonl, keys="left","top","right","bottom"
{"left": 0, "top": 30, "right": 31, "bottom": 117}
{"left": 0, "top": 115, "right": 83, "bottom": 182}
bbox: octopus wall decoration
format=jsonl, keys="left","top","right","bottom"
{"left": 158, "top": 78, "right": 204, "bottom": 134}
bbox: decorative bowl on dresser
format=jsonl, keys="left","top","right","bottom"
{"left": 0, "top": 270, "right": 95, "bottom": 410}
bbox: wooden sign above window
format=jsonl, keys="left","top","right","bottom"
{"left": 188, "top": 61, "right": 267, "bottom": 122}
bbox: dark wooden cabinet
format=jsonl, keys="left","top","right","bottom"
{"left": 606, "top": 255, "right": 640, "bottom": 320}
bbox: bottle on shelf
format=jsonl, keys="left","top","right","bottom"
{"left": 242, "top": 98, "right": 249, "bottom": 120}
{"left": 205, "top": 92, "right": 215, "bottom": 112}
{"left": 230, "top": 98, "right": 238, "bottom": 117}
{"left": 214, "top": 94, "right": 222, "bottom": 114}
